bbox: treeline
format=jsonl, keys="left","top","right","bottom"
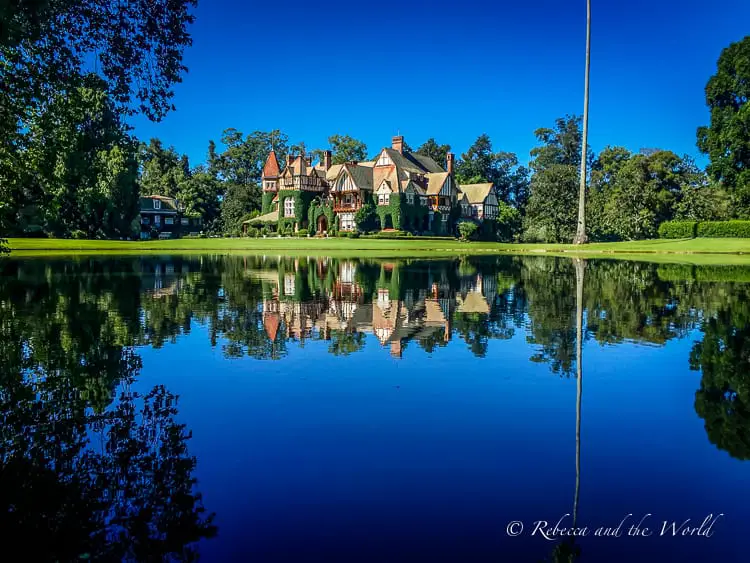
{"left": 1, "top": 0, "right": 747, "bottom": 245}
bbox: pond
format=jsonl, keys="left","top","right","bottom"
{"left": 1, "top": 254, "right": 747, "bottom": 562}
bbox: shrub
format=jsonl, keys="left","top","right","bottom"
{"left": 658, "top": 221, "right": 697, "bottom": 239}
{"left": 458, "top": 221, "right": 478, "bottom": 241}
{"left": 70, "top": 229, "right": 87, "bottom": 239}
{"left": 347, "top": 231, "right": 360, "bottom": 239}
{"left": 245, "top": 226, "right": 259, "bottom": 238}
{"left": 261, "top": 226, "right": 270, "bottom": 237}
{"left": 296, "top": 228, "right": 309, "bottom": 237}
{"left": 696, "top": 221, "right": 750, "bottom": 238}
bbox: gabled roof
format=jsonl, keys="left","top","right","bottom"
{"left": 426, "top": 172, "right": 450, "bottom": 195}
{"left": 457, "top": 292, "right": 490, "bottom": 314}
{"left": 264, "top": 312, "right": 280, "bottom": 341}
{"left": 326, "top": 164, "right": 344, "bottom": 182}
{"left": 409, "top": 152, "right": 444, "bottom": 173}
{"left": 140, "top": 195, "right": 179, "bottom": 212}
{"left": 262, "top": 150, "right": 281, "bottom": 178}
{"left": 382, "top": 148, "right": 426, "bottom": 175}
{"left": 342, "top": 163, "right": 374, "bottom": 191}
{"left": 458, "top": 183, "right": 495, "bottom": 204}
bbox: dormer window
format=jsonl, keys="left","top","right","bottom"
{"left": 153, "top": 199, "right": 161, "bottom": 210}
{"left": 376, "top": 151, "right": 393, "bottom": 166}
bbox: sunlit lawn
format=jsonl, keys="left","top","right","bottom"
{"left": 6, "top": 236, "right": 750, "bottom": 264}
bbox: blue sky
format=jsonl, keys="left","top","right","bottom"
{"left": 131, "top": 0, "right": 750, "bottom": 168}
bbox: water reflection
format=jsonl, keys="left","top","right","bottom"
{"left": 2, "top": 254, "right": 750, "bottom": 560}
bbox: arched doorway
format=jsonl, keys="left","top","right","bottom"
{"left": 317, "top": 215, "right": 328, "bottom": 234}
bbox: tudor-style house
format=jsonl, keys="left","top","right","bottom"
{"left": 457, "top": 183, "right": 500, "bottom": 221}
{"left": 139, "top": 195, "right": 203, "bottom": 239}
{"left": 253, "top": 135, "right": 461, "bottom": 235}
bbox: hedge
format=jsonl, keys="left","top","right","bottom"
{"left": 657, "top": 221, "right": 697, "bottom": 239}
{"left": 696, "top": 221, "right": 750, "bottom": 238}
{"left": 658, "top": 220, "right": 750, "bottom": 239}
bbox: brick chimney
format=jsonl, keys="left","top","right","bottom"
{"left": 446, "top": 152, "right": 454, "bottom": 174}
{"left": 392, "top": 135, "right": 404, "bottom": 154}
{"left": 286, "top": 154, "right": 294, "bottom": 166}
{"left": 323, "top": 150, "right": 332, "bottom": 170}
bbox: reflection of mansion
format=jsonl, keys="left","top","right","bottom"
{"left": 256, "top": 261, "right": 495, "bottom": 358}
{"left": 248, "top": 135, "right": 501, "bottom": 235}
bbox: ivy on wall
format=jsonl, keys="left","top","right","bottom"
{"left": 261, "top": 192, "right": 276, "bottom": 215}
{"left": 277, "top": 189, "right": 315, "bottom": 233}
{"left": 308, "top": 198, "right": 336, "bottom": 233}
{"left": 375, "top": 192, "right": 431, "bottom": 232}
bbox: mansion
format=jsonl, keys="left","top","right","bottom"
{"left": 248, "top": 135, "right": 500, "bottom": 235}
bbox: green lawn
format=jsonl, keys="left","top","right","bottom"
{"left": 6, "top": 236, "right": 750, "bottom": 264}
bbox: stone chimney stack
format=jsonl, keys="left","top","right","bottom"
{"left": 323, "top": 150, "right": 332, "bottom": 170}
{"left": 286, "top": 154, "right": 294, "bottom": 167}
{"left": 446, "top": 152, "right": 455, "bottom": 174}
{"left": 392, "top": 135, "right": 404, "bottom": 155}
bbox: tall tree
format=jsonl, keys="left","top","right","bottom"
{"left": 525, "top": 165, "right": 580, "bottom": 243}
{"left": 573, "top": 0, "right": 592, "bottom": 244}
{"left": 697, "top": 36, "right": 750, "bottom": 217}
{"left": 23, "top": 74, "right": 140, "bottom": 238}
{"left": 530, "top": 115, "right": 591, "bottom": 171}
{"left": 416, "top": 138, "right": 451, "bottom": 168}
{"left": 328, "top": 134, "right": 368, "bottom": 164}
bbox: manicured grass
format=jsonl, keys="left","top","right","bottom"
{"left": 6, "top": 236, "right": 750, "bottom": 264}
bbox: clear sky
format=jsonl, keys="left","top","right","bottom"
{"left": 131, "top": 0, "right": 750, "bottom": 168}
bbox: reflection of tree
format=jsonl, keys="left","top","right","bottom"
{"left": 328, "top": 329, "right": 366, "bottom": 356}
{"left": 690, "top": 300, "right": 750, "bottom": 460}
{"left": 1, "top": 382, "right": 216, "bottom": 560}
{"left": 0, "top": 259, "right": 216, "bottom": 559}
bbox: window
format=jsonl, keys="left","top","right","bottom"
{"left": 153, "top": 200, "right": 161, "bottom": 210}
{"left": 181, "top": 217, "right": 189, "bottom": 225}
{"left": 284, "top": 197, "right": 295, "bottom": 217}
{"left": 340, "top": 213, "right": 355, "bottom": 231}
{"left": 406, "top": 193, "right": 414, "bottom": 205}
{"left": 378, "top": 193, "right": 390, "bottom": 205}
{"left": 441, "top": 214, "right": 448, "bottom": 222}
{"left": 154, "top": 215, "right": 161, "bottom": 225}
{"left": 142, "top": 216, "right": 150, "bottom": 225}
{"left": 284, "top": 274, "right": 296, "bottom": 296}
{"left": 165, "top": 217, "right": 174, "bottom": 225}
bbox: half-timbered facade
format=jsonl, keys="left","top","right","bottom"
{"left": 457, "top": 183, "right": 500, "bottom": 221}
{"left": 257, "top": 135, "right": 460, "bottom": 235}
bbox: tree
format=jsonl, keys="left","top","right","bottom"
{"left": 22, "top": 74, "right": 140, "bottom": 238}
{"left": 697, "top": 37, "right": 750, "bottom": 217}
{"left": 573, "top": 0, "right": 592, "bottom": 244}
{"left": 530, "top": 115, "right": 592, "bottom": 172}
{"left": 328, "top": 134, "right": 368, "bottom": 164}
{"left": 220, "top": 182, "right": 259, "bottom": 235}
{"left": 355, "top": 203, "right": 378, "bottom": 232}
{"left": 455, "top": 134, "right": 530, "bottom": 208}
{"left": 139, "top": 139, "right": 189, "bottom": 198}
{"left": 0, "top": 0, "right": 196, "bottom": 132}
{"left": 525, "top": 165, "right": 579, "bottom": 242}
{"left": 177, "top": 166, "right": 222, "bottom": 233}
{"left": 416, "top": 138, "right": 451, "bottom": 168}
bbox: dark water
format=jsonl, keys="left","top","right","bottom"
{"left": 1, "top": 254, "right": 748, "bottom": 562}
